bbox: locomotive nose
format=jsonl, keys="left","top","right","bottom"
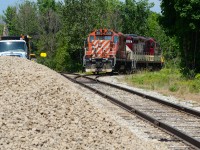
{"left": 110, "top": 41, "right": 114, "bottom": 47}
{"left": 92, "top": 44, "right": 95, "bottom": 49}
{"left": 98, "top": 42, "right": 102, "bottom": 47}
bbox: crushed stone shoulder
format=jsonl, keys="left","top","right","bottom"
{"left": 0, "top": 57, "right": 168, "bottom": 149}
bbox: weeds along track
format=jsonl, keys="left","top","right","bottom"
{"left": 61, "top": 73, "right": 200, "bottom": 149}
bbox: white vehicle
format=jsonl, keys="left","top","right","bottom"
{"left": 0, "top": 40, "right": 28, "bottom": 58}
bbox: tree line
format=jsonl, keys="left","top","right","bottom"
{"left": 160, "top": 0, "right": 200, "bottom": 78}
{"left": 0, "top": 0, "right": 199, "bottom": 77}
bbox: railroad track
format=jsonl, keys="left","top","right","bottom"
{"left": 61, "top": 73, "right": 200, "bottom": 149}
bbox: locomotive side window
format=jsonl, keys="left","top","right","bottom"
{"left": 114, "top": 36, "right": 118, "bottom": 43}
{"left": 151, "top": 42, "right": 155, "bottom": 48}
{"left": 90, "top": 36, "right": 94, "bottom": 42}
{"left": 126, "top": 40, "right": 132, "bottom": 43}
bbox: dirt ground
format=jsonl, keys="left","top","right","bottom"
{"left": 155, "top": 90, "right": 200, "bottom": 103}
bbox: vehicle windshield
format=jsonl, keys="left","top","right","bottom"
{"left": 0, "top": 41, "right": 27, "bottom": 52}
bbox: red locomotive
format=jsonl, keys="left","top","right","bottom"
{"left": 83, "top": 29, "right": 126, "bottom": 72}
{"left": 83, "top": 29, "right": 164, "bottom": 73}
{"left": 125, "top": 34, "right": 163, "bottom": 71}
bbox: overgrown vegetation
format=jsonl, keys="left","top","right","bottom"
{"left": 160, "top": 0, "right": 200, "bottom": 76}
{"left": 125, "top": 69, "right": 200, "bottom": 99}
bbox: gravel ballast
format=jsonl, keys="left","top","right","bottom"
{"left": 0, "top": 57, "right": 169, "bottom": 149}
{"left": 99, "top": 76, "right": 200, "bottom": 112}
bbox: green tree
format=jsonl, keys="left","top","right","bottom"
{"left": 160, "top": 0, "right": 200, "bottom": 77}
{"left": 37, "top": 0, "right": 61, "bottom": 57}
{"left": 147, "top": 12, "right": 180, "bottom": 69}
{"left": 0, "top": 15, "right": 4, "bottom": 35}
{"left": 61, "top": 0, "right": 103, "bottom": 71}
{"left": 0, "top": 24, "right": 4, "bottom": 36}
{"left": 16, "top": 1, "right": 38, "bottom": 35}
{"left": 121, "top": 0, "right": 152, "bottom": 35}
{"left": 105, "top": 0, "right": 123, "bottom": 31}
{"left": 3, "top": 6, "right": 17, "bottom": 35}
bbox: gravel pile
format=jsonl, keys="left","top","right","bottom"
{"left": 0, "top": 57, "right": 168, "bottom": 150}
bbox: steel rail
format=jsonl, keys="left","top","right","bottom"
{"left": 92, "top": 76, "right": 200, "bottom": 118}
{"left": 61, "top": 73, "right": 200, "bottom": 149}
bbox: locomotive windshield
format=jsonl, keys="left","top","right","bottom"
{"left": 89, "top": 36, "right": 94, "bottom": 42}
{"left": 114, "top": 36, "right": 118, "bottom": 43}
{"left": 96, "top": 36, "right": 112, "bottom": 40}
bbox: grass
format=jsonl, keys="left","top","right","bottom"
{"left": 124, "top": 68, "right": 200, "bottom": 101}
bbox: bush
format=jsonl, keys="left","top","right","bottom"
{"left": 195, "top": 73, "right": 200, "bottom": 80}
{"left": 189, "top": 79, "right": 200, "bottom": 93}
{"left": 169, "top": 84, "right": 179, "bottom": 92}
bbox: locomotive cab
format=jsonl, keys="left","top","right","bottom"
{"left": 83, "top": 29, "right": 126, "bottom": 73}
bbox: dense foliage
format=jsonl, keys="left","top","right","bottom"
{"left": 125, "top": 69, "right": 200, "bottom": 101}
{"left": 0, "top": 0, "right": 176, "bottom": 72}
{"left": 160, "top": 0, "right": 200, "bottom": 77}
{"left": 0, "top": 15, "right": 4, "bottom": 34}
